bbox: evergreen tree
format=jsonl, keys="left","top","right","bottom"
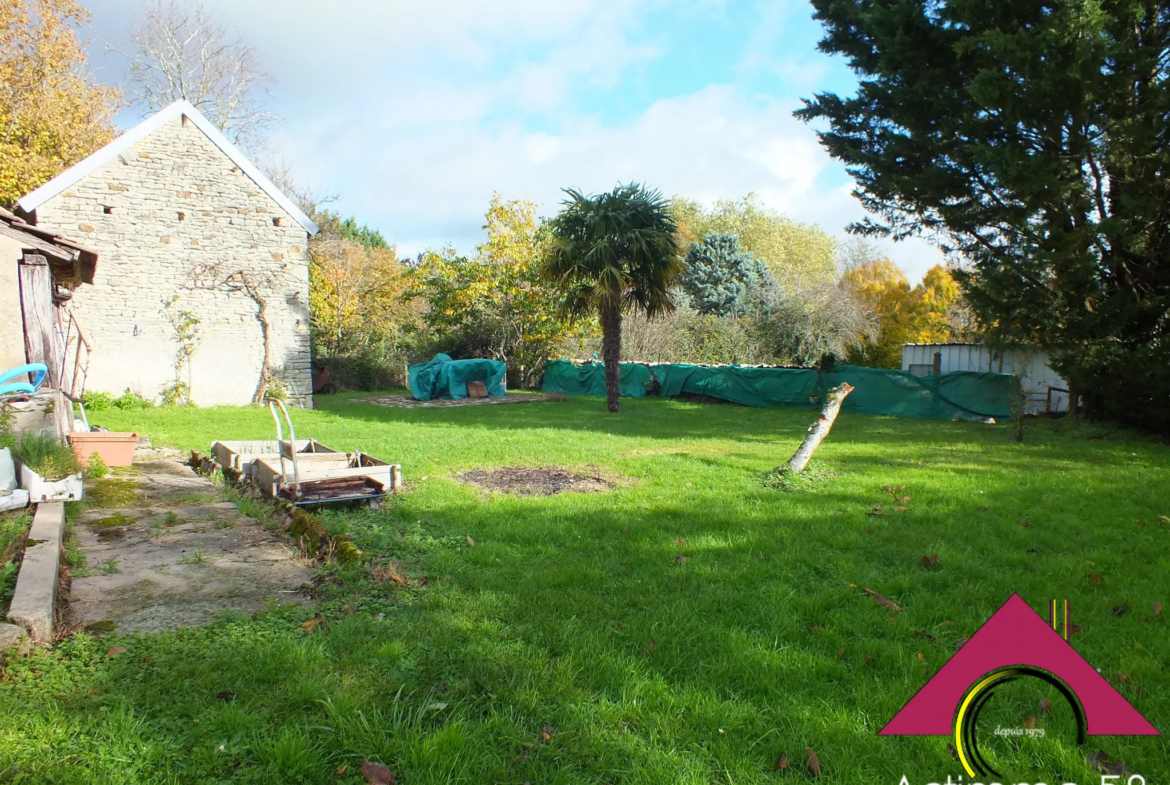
{"left": 798, "top": 0, "right": 1170, "bottom": 431}
{"left": 679, "top": 232, "right": 775, "bottom": 317}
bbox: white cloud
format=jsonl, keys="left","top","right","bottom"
{"left": 84, "top": 0, "right": 945, "bottom": 280}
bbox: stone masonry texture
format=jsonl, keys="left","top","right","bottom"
{"left": 34, "top": 116, "right": 313, "bottom": 407}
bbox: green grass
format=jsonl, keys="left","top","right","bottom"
{"left": 0, "top": 510, "right": 33, "bottom": 614}
{"left": 12, "top": 432, "right": 80, "bottom": 481}
{"left": 1, "top": 392, "right": 1167, "bottom": 783}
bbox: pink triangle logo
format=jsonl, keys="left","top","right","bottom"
{"left": 881, "top": 595, "right": 1158, "bottom": 775}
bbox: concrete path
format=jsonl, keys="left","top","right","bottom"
{"left": 67, "top": 453, "right": 311, "bottom": 634}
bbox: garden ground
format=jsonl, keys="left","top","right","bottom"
{"left": 1, "top": 393, "right": 1167, "bottom": 784}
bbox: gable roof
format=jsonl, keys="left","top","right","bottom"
{"left": 17, "top": 100, "right": 319, "bottom": 236}
{"left": 880, "top": 594, "right": 1158, "bottom": 736}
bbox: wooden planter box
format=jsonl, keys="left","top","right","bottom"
{"left": 19, "top": 463, "right": 83, "bottom": 503}
{"left": 69, "top": 431, "right": 138, "bottom": 468}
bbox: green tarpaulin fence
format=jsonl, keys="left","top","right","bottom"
{"left": 541, "top": 360, "right": 1015, "bottom": 420}
{"left": 409, "top": 354, "right": 508, "bottom": 401}
{"left": 540, "top": 360, "right": 654, "bottom": 398}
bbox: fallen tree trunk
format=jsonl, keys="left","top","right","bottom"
{"left": 788, "top": 383, "right": 854, "bottom": 473}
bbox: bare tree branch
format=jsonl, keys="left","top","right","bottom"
{"left": 110, "top": 1, "right": 274, "bottom": 146}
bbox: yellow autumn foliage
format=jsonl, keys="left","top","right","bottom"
{"left": 0, "top": 0, "right": 122, "bottom": 206}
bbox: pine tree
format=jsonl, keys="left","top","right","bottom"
{"left": 798, "top": 0, "right": 1170, "bottom": 432}
{"left": 679, "top": 232, "right": 775, "bottom": 317}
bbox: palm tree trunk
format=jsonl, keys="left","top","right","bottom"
{"left": 599, "top": 302, "right": 622, "bottom": 412}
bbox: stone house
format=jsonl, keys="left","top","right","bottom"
{"left": 16, "top": 100, "right": 319, "bottom": 407}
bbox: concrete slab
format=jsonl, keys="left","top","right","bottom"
{"left": 67, "top": 459, "right": 311, "bottom": 635}
{"left": 0, "top": 622, "right": 28, "bottom": 651}
{"left": 6, "top": 501, "right": 65, "bottom": 641}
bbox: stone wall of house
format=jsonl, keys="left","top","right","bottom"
{"left": 34, "top": 116, "right": 313, "bottom": 407}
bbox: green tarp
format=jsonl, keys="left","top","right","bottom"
{"left": 541, "top": 360, "right": 1015, "bottom": 420}
{"left": 540, "top": 360, "right": 653, "bottom": 398}
{"left": 408, "top": 354, "right": 507, "bottom": 401}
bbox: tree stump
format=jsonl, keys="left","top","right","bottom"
{"left": 788, "top": 383, "right": 854, "bottom": 473}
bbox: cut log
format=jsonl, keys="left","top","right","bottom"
{"left": 788, "top": 383, "right": 854, "bottom": 473}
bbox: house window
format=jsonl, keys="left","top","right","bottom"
{"left": 178, "top": 212, "right": 186, "bottom": 221}
{"left": 272, "top": 217, "right": 282, "bottom": 227}
{"left": 103, "top": 206, "right": 113, "bottom": 214}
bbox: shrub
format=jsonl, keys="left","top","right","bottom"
{"left": 13, "top": 433, "right": 80, "bottom": 480}
{"left": 84, "top": 453, "right": 109, "bottom": 480}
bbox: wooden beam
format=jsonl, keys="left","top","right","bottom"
{"left": 18, "top": 254, "right": 61, "bottom": 389}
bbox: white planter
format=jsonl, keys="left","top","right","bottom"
{"left": 19, "top": 464, "right": 84, "bottom": 503}
{"left": 0, "top": 490, "right": 29, "bottom": 512}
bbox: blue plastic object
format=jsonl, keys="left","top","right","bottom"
{"left": 0, "top": 363, "right": 48, "bottom": 397}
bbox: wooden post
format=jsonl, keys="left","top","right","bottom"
{"left": 17, "top": 254, "right": 62, "bottom": 389}
{"left": 788, "top": 383, "right": 854, "bottom": 473}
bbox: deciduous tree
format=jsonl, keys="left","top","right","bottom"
{"left": 671, "top": 194, "right": 837, "bottom": 295}
{"left": 0, "top": 0, "right": 121, "bottom": 206}
{"left": 113, "top": 0, "right": 272, "bottom": 146}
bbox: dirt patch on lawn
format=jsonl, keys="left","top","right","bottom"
{"left": 459, "top": 466, "right": 617, "bottom": 496}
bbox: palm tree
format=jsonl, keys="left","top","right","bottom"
{"left": 542, "top": 183, "right": 682, "bottom": 412}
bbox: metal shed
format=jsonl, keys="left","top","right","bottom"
{"left": 902, "top": 343, "right": 1070, "bottom": 413}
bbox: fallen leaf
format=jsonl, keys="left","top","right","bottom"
{"left": 675, "top": 555, "right": 691, "bottom": 564}
{"left": 361, "top": 758, "right": 397, "bottom": 785}
{"left": 863, "top": 654, "right": 874, "bottom": 663}
{"left": 302, "top": 613, "right": 324, "bottom": 633}
{"left": 955, "top": 635, "right": 970, "bottom": 650}
{"left": 675, "top": 539, "right": 687, "bottom": 546}
{"left": 834, "top": 510, "right": 844, "bottom": 515}
{"left": 106, "top": 646, "right": 127, "bottom": 657}
{"left": 1018, "top": 519, "right": 1030, "bottom": 528}
{"left": 466, "top": 535, "right": 475, "bottom": 547}
{"left": 757, "top": 554, "right": 770, "bottom": 561}
{"left": 916, "top": 652, "right": 924, "bottom": 661}
{"left": 540, "top": 725, "right": 554, "bottom": 743}
{"left": 1069, "top": 623, "right": 1082, "bottom": 634}
{"left": 893, "top": 506, "right": 908, "bottom": 513}
{"left": 1040, "top": 698, "right": 1051, "bottom": 712}
{"left": 1112, "top": 603, "right": 1129, "bottom": 617}
{"left": 774, "top": 753, "right": 789, "bottom": 771}
{"left": 216, "top": 691, "right": 235, "bottom": 701}
{"left": 806, "top": 747, "right": 821, "bottom": 777}
{"left": 977, "top": 505, "right": 987, "bottom": 511}
{"left": 837, "top": 647, "right": 846, "bottom": 659}
{"left": 648, "top": 639, "right": 657, "bottom": 652}
{"left": 864, "top": 588, "right": 903, "bottom": 611}
{"left": 865, "top": 528, "right": 873, "bottom": 534}
{"left": 913, "top": 629, "right": 936, "bottom": 643}
{"left": 1089, "top": 573, "right": 1102, "bottom": 585}
{"left": 1114, "top": 673, "right": 1131, "bottom": 683}
{"left": 919, "top": 554, "right": 939, "bottom": 569}
{"left": 1023, "top": 716, "right": 1036, "bottom": 729}
{"left": 336, "top": 763, "right": 348, "bottom": 775}
{"left": 1154, "top": 602, "right": 1162, "bottom": 619}
{"left": 685, "top": 482, "right": 693, "bottom": 487}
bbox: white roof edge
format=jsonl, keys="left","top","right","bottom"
{"left": 17, "top": 99, "right": 319, "bottom": 236}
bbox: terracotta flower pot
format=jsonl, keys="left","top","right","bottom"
{"left": 69, "top": 431, "right": 138, "bottom": 468}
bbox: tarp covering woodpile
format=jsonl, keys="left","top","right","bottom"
{"left": 408, "top": 354, "right": 507, "bottom": 401}
{"left": 541, "top": 359, "right": 1016, "bottom": 420}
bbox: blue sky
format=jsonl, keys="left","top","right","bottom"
{"left": 80, "top": 0, "right": 944, "bottom": 280}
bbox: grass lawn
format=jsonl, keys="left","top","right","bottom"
{"left": 1, "top": 393, "right": 1167, "bottom": 784}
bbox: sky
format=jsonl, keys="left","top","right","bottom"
{"left": 79, "top": 0, "right": 945, "bottom": 282}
